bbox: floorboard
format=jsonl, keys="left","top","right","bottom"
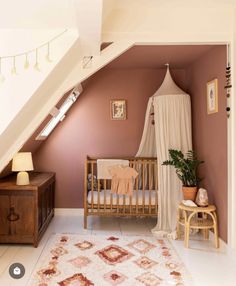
{"left": 0, "top": 214, "right": 235, "bottom": 286}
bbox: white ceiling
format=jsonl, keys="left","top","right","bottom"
{"left": 0, "top": 0, "right": 235, "bottom": 29}
{"left": 0, "top": 0, "right": 104, "bottom": 56}
{"left": 0, "top": 0, "right": 234, "bottom": 57}
{"left": 0, "top": 0, "right": 114, "bottom": 29}
{"left": 112, "top": 0, "right": 236, "bottom": 9}
{"left": 0, "top": 0, "right": 77, "bottom": 29}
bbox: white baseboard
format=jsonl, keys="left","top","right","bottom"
{"left": 209, "top": 231, "right": 227, "bottom": 249}
{"left": 209, "top": 230, "right": 236, "bottom": 260}
{"left": 54, "top": 208, "right": 84, "bottom": 216}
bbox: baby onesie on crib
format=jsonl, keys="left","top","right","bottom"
{"left": 109, "top": 165, "right": 138, "bottom": 196}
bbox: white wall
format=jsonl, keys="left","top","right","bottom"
{"left": 102, "top": 0, "right": 234, "bottom": 43}
{"left": 102, "top": 0, "right": 116, "bottom": 23}
{"left": 74, "top": 0, "right": 103, "bottom": 56}
{"left": 0, "top": 29, "right": 78, "bottom": 134}
{"left": 227, "top": 8, "right": 236, "bottom": 251}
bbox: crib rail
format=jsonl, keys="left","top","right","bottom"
{"left": 84, "top": 156, "right": 158, "bottom": 228}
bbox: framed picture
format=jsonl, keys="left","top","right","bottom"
{"left": 207, "top": 79, "right": 218, "bottom": 114}
{"left": 110, "top": 99, "right": 127, "bottom": 120}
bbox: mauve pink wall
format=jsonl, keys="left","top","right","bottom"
{"left": 34, "top": 68, "right": 187, "bottom": 208}
{"left": 187, "top": 46, "right": 227, "bottom": 242}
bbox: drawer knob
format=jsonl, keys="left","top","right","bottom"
{"left": 7, "top": 207, "right": 20, "bottom": 222}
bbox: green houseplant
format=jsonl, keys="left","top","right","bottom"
{"left": 162, "top": 149, "right": 204, "bottom": 200}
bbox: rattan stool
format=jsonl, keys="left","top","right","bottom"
{"left": 177, "top": 203, "right": 219, "bottom": 248}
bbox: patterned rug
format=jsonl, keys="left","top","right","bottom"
{"left": 28, "top": 234, "right": 193, "bottom": 286}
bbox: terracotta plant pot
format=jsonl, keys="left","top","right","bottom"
{"left": 182, "top": 186, "right": 197, "bottom": 201}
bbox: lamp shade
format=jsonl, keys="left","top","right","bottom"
{"left": 12, "top": 152, "right": 34, "bottom": 172}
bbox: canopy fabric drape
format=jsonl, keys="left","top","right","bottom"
{"left": 136, "top": 98, "right": 156, "bottom": 157}
{"left": 136, "top": 66, "right": 192, "bottom": 236}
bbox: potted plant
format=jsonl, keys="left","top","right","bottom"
{"left": 162, "top": 149, "right": 204, "bottom": 201}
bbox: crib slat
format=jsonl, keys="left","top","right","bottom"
{"left": 129, "top": 194, "right": 132, "bottom": 214}
{"left": 104, "top": 179, "right": 107, "bottom": 211}
{"left": 155, "top": 162, "right": 158, "bottom": 213}
{"left": 129, "top": 161, "right": 133, "bottom": 214}
{"left": 142, "top": 161, "right": 145, "bottom": 214}
{"left": 135, "top": 162, "right": 139, "bottom": 213}
{"left": 148, "top": 161, "right": 151, "bottom": 214}
{"left": 91, "top": 162, "right": 94, "bottom": 209}
{"left": 116, "top": 192, "right": 119, "bottom": 213}
{"left": 98, "top": 179, "right": 101, "bottom": 211}
{"left": 155, "top": 161, "right": 158, "bottom": 190}
{"left": 110, "top": 192, "right": 113, "bottom": 210}
{"left": 123, "top": 195, "right": 126, "bottom": 214}
{"left": 84, "top": 158, "right": 88, "bottom": 227}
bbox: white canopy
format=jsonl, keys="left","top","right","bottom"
{"left": 136, "top": 66, "right": 192, "bottom": 236}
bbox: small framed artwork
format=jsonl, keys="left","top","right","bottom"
{"left": 110, "top": 99, "right": 127, "bottom": 120}
{"left": 207, "top": 79, "right": 218, "bottom": 114}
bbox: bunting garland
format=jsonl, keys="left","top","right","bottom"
{"left": 0, "top": 29, "right": 67, "bottom": 83}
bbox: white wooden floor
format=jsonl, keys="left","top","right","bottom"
{"left": 0, "top": 212, "right": 236, "bottom": 286}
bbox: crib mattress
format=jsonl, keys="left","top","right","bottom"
{"left": 87, "top": 189, "right": 157, "bottom": 206}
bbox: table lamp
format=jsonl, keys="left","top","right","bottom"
{"left": 12, "top": 152, "right": 34, "bottom": 185}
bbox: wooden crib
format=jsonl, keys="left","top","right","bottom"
{"left": 84, "top": 156, "right": 158, "bottom": 228}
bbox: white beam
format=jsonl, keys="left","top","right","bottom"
{"left": 0, "top": 40, "right": 133, "bottom": 172}
{"left": 74, "top": 0, "right": 103, "bottom": 56}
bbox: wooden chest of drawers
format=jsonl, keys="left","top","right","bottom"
{"left": 0, "top": 172, "right": 55, "bottom": 247}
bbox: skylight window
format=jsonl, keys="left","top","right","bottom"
{"left": 36, "top": 84, "right": 82, "bottom": 140}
